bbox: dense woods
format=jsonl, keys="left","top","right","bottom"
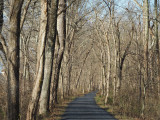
{"left": 0, "top": 0, "right": 160, "bottom": 120}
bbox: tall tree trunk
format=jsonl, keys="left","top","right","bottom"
{"left": 0, "top": 0, "right": 4, "bottom": 54}
{"left": 116, "top": 23, "right": 121, "bottom": 91}
{"left": 137, "top": 17, "right": 142, "bottom": 104}
{"left": 142, "top": 0, "right": 149, "bottom": 117}
{"left": 0, "top": 0, "right": 3, "bottom": 32}
{"left": 22, "top": 37, "right": 30, "bottom": 94}
{"left": 110, "top": 2, "right": 117, "bottom": 99}
{"left": 26, "top": 0, "right": 48, "bottom": 119}
{"left": 63, "top": 36, "right": 70, "bottom": 96}
{"left": 7, "top": 0, "right": 24, "bottom": 120}
{"left": 143, "top": 0, "right": 149, "bottom": 83}
{"left": 105, "top": 33, "right": 111, "bottom": 104}
{"left": 59, "top": 69, "right": 64, "bottom": 99}
{"left": 39, "top": 0, "right": 58, "bottom": 115}
{"left": 154, "top": 0, "right": 160, "bottom": 96}
{"left": 23, "top": 56, "right": 30, "bottom": 93}
{"left": 50, "top": 0, "right": 66, "bottom": 107}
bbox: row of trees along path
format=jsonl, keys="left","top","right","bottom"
{"left": 0, "top": 0, "right": 160, "bottom": 120}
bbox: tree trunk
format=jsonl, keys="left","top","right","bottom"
{"left": 39, "top": 0, "right": 58, "bottom": 115}
{"left": 142, "top": 0, "right": 149, "bottom": 117}
{"left": 105, "top": 34, "right": 111, "bottom": 105}
{"left": 63, "top": 38, "right": 70, "bottom": 96}
{"left": 143, "top": 0, "right": 149, "bottom": 83}
{"left": 22, "top": 37, "right": 30, "bottom": 94}
{"left": 50, "top": 0, "right": 66, "bottom": 107}
{"left": 0, "top": 0, "right": 3, "bottom": 32}
{"left": 26, "top": 0, "right": 48, "bottom": 119}
{"left": 110, "top": 2, "right": 117, "bottom": 99}
{"left": 116, "top": 24, "right": 121, "bottom": 91}
{"left": 154, "top": 0, "right": 160, "bottom": 96}
{"left": 23, "top": 56, "right": 30, "bottom": 93}
{"left": 0, "top": 0, "right": 4, "bottom": 55}
{"left": 59, "top": 69, "right": 64, "bottom": 99}
{"left": 7, "top": 0, "right": 24, "bottom": 120}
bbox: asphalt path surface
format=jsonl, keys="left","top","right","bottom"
{"left": 61, "top": 91, "right": 117, "bottom": 120}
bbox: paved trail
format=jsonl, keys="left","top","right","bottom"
{"left": 61, "top": 92, "right": 117, "bottom": 120}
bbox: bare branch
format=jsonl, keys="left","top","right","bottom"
{"left": 58, "top": 0, "right": 77, "bottom": 16}
{"left": 0, "top": 34, "right": 7, "bottom": 55}
{"left": 20, "top": 0, "right": 32, "bottom": 31}
{"left": 120, "top": 41, "right": 132, "bottom": 69}
{"left": 133, "top": 0, "right": 143, "bottom": 9}
{"left": 76, "top": 44, "right": 93, "bottom": 88}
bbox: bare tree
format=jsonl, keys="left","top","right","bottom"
{"left": 154, "top": 0, "right": 160, "bottom": 95}
{"left": 50, "top": 0, "right": 66, "bottom": 106}
{"left": 142, "top": 0, "right": 149, "bottom": 116}
{"left": 26, "top": 0, "right": 48, "bottom": 119}
{"left": 0, "top": 0, "right": 3, "bottom": 33}
{"left": 39, "top": 0, "right": 58, "bottom": 116}
{"left": 7, "top": 0, "right": 24, "bottom": 120}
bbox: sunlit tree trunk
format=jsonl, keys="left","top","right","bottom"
{"left": 142, "top": 0, "right": 149, "bottom": 116}
{"left": 50, "top": 0, "right": 66, "bottom": 107}
{"left": 39, "top": 0, "right": 58, "bottom": 115}
{"left": 104, "top": 33, "right": 111, "bottom": 104}
{"left": 0, "top": 0, "right": 3, "bottom": 32}
{"left": 114, "top": 22, "right": 121, "bottom": 92}
{"left": 26, "top": 0, "right": 48, "bottom": 119}
{"left": 7, "top": 0, "right": 24, "bottom": 120}
{"left": 0, "top": 0, "right": 4, "bottom": 53}
{"left": 154, "top": 0, "right": 160, "bottom": 96}
{"left": 110, "top": 2, "right": 117, "bottom": 99}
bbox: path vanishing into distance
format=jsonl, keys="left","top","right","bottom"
{"left": 61, "top": 92, "right": 117, "bottom": 120}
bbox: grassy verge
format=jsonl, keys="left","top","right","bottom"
{"left": 95, "top": 92, "right": 138, "bottom": 120}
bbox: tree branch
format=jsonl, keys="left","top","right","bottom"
{"left": 133, "top": 0, "right": 143, "bottom": 9}
{"left": 0, "top": 33, "right": 7, "bottom": 55}
{"left": 20, "top": 0, "right": 32, "bottom": 31}
{"left": 120, "top": 41, "right": 131, "bottom": 69}
{"left": 58, "top": 0, "right": 77, "bottom": 16}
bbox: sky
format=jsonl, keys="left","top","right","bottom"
{"left": 87, "top": 0, "right": 155, "bottom": 10}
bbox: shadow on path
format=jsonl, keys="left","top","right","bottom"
{"left": 61, "top": 92, "right": 117, "bottom": 120}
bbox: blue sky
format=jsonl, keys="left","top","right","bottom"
{"left": 88, "top": 0, "right": 154, "bottom": 9}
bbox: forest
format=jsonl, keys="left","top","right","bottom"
{"left": 0, "top": 0, "right": 160, "bottom": 120}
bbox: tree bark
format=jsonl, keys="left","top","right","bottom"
{"left": 0, "top": 0, "right": 7, "bottom": 58}
{"left": 109, "top": 1, "right": 117, "bottom": 99}
{"left": 154, "top": 0, "right": 160, "bottom": 96}
{"left": 104, "top": 33, "right": 111, "bottom": 104}
{"left": 143, "top": 0, "right": 149, "bottom": 83}
{"left": 7, "top": 0, "right": 24, "bottom": 120}
{"left": 20, "top": 0, "right": 31, "bottom": 31}
{"left": 39, "top": 0, "right": 58, "bottom": 115}
{"left": 0, "top": 0, "right": 3, "bottom": 32}
{"left": 26, "top": 0, "right": 48, "bottom": 119}
{"left": 142, "top": 0, "right": 149, "bottom": 117}
{"left": 50, "top": 0, "right": 66, "bottom": 107}
{"left": 133, "top": 0, "right": 149, "bottom": 116}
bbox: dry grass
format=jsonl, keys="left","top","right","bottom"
{"left": 95, "top": 92, "right": 139, "bottom": 120}
{"left": 42, "top": 96, "right": 75, "bottom": 120}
